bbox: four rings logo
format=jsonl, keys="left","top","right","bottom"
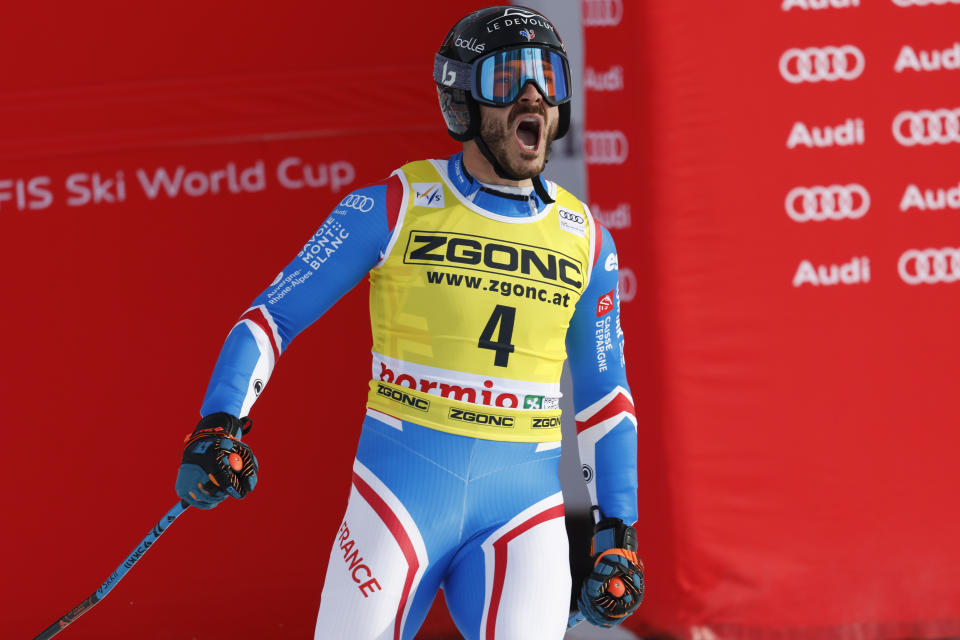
{"left": 779, "top": 45, "right": 865, "bottom": 83}
{"left": 582, "top": 0, "right": 623, "bottom": 26}
{"left": 584, "top": 130, "right": 629, "bottom": 165}
{"left": 785, "top": 184, "right": 871, "bottom": 222}
{"left": 898, "top": 248, "right": 960, "bottom": 285}
{"left": 891, "top": 108, "right": 960, "bottom": 146}
{"left": 892, "top": 0, "right": 959, "bottom": 6}
{"left": 339, "top": 194, "right": 375, "bottom": 212}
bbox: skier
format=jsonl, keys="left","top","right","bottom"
{"left": 175, "top": 6, "right": 643, "bottom": 638}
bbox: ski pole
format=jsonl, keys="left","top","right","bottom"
{"left": 33, "top": 501, "right": 189, "bottom": 640}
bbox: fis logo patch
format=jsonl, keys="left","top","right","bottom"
{"left": 596, "top": 290, "right": 615, "bottom": 316}
{"left": 413, "top": 183, "right": 444, "bottom": 208}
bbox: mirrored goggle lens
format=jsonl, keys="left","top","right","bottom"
{"left": 475, "top": 48, "right": 570, "bottom": 106}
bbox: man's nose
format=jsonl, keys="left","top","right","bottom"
{"left": 517, "top": 81, "right": 543, "bottom": 103}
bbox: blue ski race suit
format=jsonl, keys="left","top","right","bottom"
{"left": 198, "top": 153, "right": 638, "bottom": 640}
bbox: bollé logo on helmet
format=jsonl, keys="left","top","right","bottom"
{"left": 455, "top": 36, "right": 485, "bottom": 54}
{"left": 441, "top": 61, "right": 456, "bottom": 87}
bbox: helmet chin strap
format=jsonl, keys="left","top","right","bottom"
{"left": 474, "top": 131, "right": 555, "bottom": 205}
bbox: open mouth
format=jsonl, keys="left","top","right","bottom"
{"left": 514, "top": 115, "right": 543, "bottom": 153}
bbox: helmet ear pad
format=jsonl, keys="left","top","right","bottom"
{"left": 437, "top": 85, "right": 483, "bottom": 142}
{"left": 556, "top": 101, "right": 570, "bottom": 141}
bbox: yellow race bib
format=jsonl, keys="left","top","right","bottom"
{"left": 366, "top": 159, "right": 596, "bottom": 441}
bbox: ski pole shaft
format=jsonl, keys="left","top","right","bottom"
{"left": 33, "top": 500, "right": 189, "bottom": 640}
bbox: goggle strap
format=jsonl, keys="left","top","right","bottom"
{"left": 434, "top": 55, "right": 473, "bottom": 91}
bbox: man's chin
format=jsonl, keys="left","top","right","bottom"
{"left": 501, "top": 152, "right": 546, "bottom": 180}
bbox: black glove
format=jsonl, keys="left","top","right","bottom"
{"left": 577, "top": 517, "right": 645, "bottom": 628}
{"left": 175, "top": 412, "right": 258, "bottom": 509}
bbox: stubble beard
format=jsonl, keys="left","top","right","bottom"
{"left": 479, "top": 105, "right": 559, "bottom": 180}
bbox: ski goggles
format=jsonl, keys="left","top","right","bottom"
{"left": 435, "top": 46, "right": 571, "bottom": 107}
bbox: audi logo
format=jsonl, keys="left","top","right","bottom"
{"left": 582, "top": 0, "right": 622, "bottom": 26}
{"left": 584, "top": 130, "right": 629, "bottom": 165}
{"left": 779, "top": 45, "right": 865, "bottom": 83}
{"left": 898, "top": 248, "right": 960, "bottom": 285}
{"left": 560, "top": 210, "right": 584, "bottom": 224}
{"left": 891, "top": 108, "right": 960, "bottom": 146}
{"left": 785, "top": 184, "right": 870, "bottom": 222}
{"left": 618, "top": 267, "right": 636, "bottom": 302}
{"left": 892, "top": 0, "right": 959, "bottom": 6}
{"left": 339, "top": 194, "right": 375, "bottom": 212}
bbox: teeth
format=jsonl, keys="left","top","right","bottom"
{"left": 517, "top": 117, "right": 541, "bottom": 151}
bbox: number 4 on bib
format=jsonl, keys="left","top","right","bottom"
{"left": 478, "top": 305, "right": 516, "bottom": 367}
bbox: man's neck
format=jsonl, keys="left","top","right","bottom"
{"left": 461, "top": 140, "right": 533, "bottom": 188}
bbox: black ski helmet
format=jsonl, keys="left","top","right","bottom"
{"left": 434, "top": 6, "right": 572, "bottom": 143}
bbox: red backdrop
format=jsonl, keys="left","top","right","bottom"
{"left": 4, "top": 1, "right": 960, "bottom": 640}
{"left": 581, "top": 0, "right": 960, "bottom": 638}
{"left": 1, "top": 3, "right": 486, "bottom": 639}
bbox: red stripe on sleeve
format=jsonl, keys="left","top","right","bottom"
{"left": 576, "top": 393, "right": 636, "bottom": 434}
{"left": 239, "top": 307, "right": 280, "bottom": 361}
{"left": 385, "top": 174, "right": 403, "bottom": 233}
{"left": 592, "top": 221, "right": 606, "bottom": 268}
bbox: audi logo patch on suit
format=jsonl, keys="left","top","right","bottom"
{"left": 779, "top": 46, "right": 865, "bottom": 83}
{"left": 892, "top": 108, "right": 960, "bottom": 146}
{"left": 558, "top": 208, "right": 586, "bottom": 238}
{"left": 338, "top": 194, "right": 375, "bottom": 213}
{"left": 899, "top": 182, "right": 960, "bottom": 211}
{"left": 584, "top": 131, "right": 629, "bottom": 165}
{"left": 898, "top": 248, "right": 960, "bottom": 284}
{"left": 785, "top": 184, "right": 870, "bottom": 222}
{"left": 793, "top": 257, "right": 870, "bottom": 287}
